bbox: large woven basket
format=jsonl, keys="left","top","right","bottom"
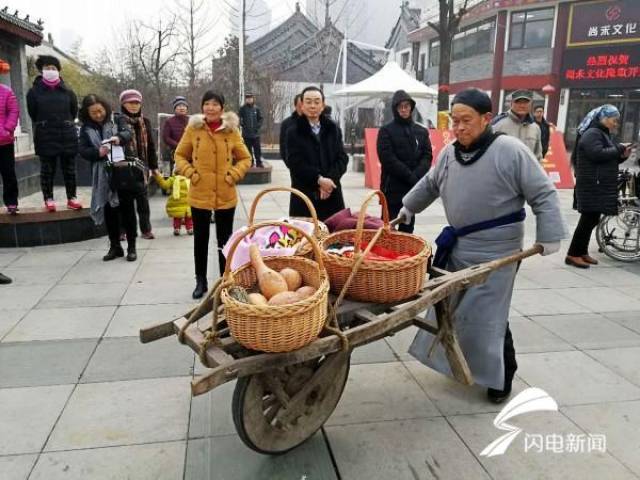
{"left": 321, "top": 190, "right": 431, "bottom": 303}
{"left": 248, "top": 186, "right": 329, "bottom": 258}
{"left": 221, "top": 221, "right": 330, "bottom": 353}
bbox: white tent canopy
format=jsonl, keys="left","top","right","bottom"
{"left": 331, "top": 61, "right": 438, "bottom": 99}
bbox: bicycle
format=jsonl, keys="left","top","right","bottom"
{"left": 596, "top": 169, "right": 640, "bottom": 262}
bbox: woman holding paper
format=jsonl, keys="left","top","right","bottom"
{"left": 78, "top": 94, "right": 138, "bottom": 262}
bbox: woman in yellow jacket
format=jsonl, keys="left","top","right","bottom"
{"left": 175, "top": 91, "right": 251, "bottom": 299}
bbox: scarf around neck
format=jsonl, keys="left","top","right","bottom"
{"left": 122, "top": 111, "right": 149, "bottom": 163}
{"left": 453, "top": 127, "right": 503, "bottom": 166}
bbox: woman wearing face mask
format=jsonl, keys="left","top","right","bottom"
{"left": 78, "top": 94, "right": 138, "bottom": 262}
{"left": 26, "top": 55, "right": 81, "bottom": 212}
{"left": 175, "top": 91, "right": 251, "bottom": 299}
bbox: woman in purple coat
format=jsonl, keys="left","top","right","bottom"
{"left": 0, "top": 82, "right": 20, "bottom": 214}
{"left": 161, "top": 96, "right": 189, "bottom": 174}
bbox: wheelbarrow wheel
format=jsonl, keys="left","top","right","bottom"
{"left": 231, "top": 351, "right": 350, "bottom": 455}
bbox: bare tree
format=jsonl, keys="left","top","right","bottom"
{"left": 428, "top": 0, "right": 470, "bottom": 112}
{"left": 175, "top": 0, "right": 217, "bottom": 94}
{"left": 134, "top": 16, "right": 180, "bottom": 113}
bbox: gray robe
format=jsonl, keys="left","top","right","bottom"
{"left": 404, "top": 134, "right": 567, "bottom": 389}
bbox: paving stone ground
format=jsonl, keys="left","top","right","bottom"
{"left": 2, "top": 161, "right": 640, "bottom": 479}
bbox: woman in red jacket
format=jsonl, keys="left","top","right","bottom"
{"left": 0, "top": 82, "right": 19, "bottom": 215}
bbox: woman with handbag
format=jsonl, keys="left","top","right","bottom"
{"left": 118, "top": 89, "right": 158, "bottom": 239}
{"left": 78, "top": 94, "right": 140, "bottom": 261}
{"left": 175, "top": 91, "right": 252, "bottom": 299}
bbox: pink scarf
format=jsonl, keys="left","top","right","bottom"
{"left": 42, "top": 77, "right": 61, "bottom": 88}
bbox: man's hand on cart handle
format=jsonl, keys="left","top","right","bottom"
{"left": 399, "top": 207, "right": 414, "bottom": 225}
{"left": 536, "top": 241, "right": 560, "bottom": 256}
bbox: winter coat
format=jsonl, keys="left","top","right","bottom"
{"left": 116, "top": 112, "right": 158, "bottom": 170}
{"left": 238, "top": 104, "right": 263, "bottom": 138}
{"left": 492, "top": 110, "right": 543, "bottom": 160}
{"left": 154, "top": 173, "right": 191, "bottom": 218}
{"left": 574, "top": 122, "right": 627, "bottom": 216}
{"left": 26, "top": 76, "right": 78, "bottom": 157}
{"left": 78, "top": 114, "right": 132, "bottom": 225}
{"left": 175, "top": 112, "right": 251, "bottom": 211}
{"left": 285, "top": 114, "right": 348, "bottom": 220}
{"left": 279, "top": 112, "right": 299, "bottom": 165}
{"left": 377, "top": 90, "right": 433, "bottom": 205}
{"left": 536, "top": 118, "right": 551, "bottom": 157}
{"left": 162, "top": 114, "right": 189, "bottom": 150}
{"left": 0, "top": 84, "right": 19, "bottom": 146}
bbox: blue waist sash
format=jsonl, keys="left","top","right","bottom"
{"left": 432, "top": 208, "right": 526, "bottom": 268}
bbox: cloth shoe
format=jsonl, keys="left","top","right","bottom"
{"left": 45, "top": 199, "right": 56, "bottom": 212}
{"left": 7, "top": 205, "right": 18, "bottom": 215}
{"left": 67, "top": 198, "right": 82, "bottom": 210}
{"left": 103, "top": 245, "right": 124, "bottom": 261}
{"left": 487, "top": 386, "right": 512, "bottom": 404}
{"left": 141, "top": 231, "right": 155, "bottom": 240}
{"left": 192, "top": 276, "right": 208, "bottom": 299}
{"left": 0, "top": 272, "right": 12, "bottom": 284}
{"left": 565, "top": 255, "right": 590, "bottom": 269}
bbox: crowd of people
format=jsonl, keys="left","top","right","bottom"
{"left": 0, "top": 54, "right": 635, "bottom": 405}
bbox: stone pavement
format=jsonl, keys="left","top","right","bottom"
{"left": 2, "top": 161, "right": 640, "bottom": 480}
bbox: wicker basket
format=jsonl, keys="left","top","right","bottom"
{"left": 248, "top": 186, "right": 329, "bottom": 258}
{"left": 221, "top": 221, "right": 330, "bottom": 353}
{"left": 321, "top": 190, "right": 431, "bottom": 303}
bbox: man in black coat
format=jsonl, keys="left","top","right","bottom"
{"left": 239, "top": 93, "right": 264, "bottom": 167}
{"left": 285, "top": 86, "right": 348, "bottom": 221}
{"left": 534, "top": 105, "right": 552, "bottom": 157}
{"left": 279, "top": 93, "right": 303, "bottom": 166}
{"left": 377, "top": 89, "right": 432, "bottom": 233}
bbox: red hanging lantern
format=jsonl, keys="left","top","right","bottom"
{"left": 542, "top": 84, "right": 556, "bottom": 95}
{"left": 0, "top": 60, "right": 10, "bottom": 74}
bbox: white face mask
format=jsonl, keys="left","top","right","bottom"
{"left": 42, "top": 69, "right": 60, "bottom": 82}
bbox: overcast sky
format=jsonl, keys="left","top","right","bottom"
{"left": 7, "top": 0, "right": 300, "bottom": 57}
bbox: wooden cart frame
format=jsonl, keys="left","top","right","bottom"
{"left": 140, "top": 245, "right": 541, "bottom": 455}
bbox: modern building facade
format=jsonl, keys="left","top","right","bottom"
{"left": 405, "top": 0, "right": 639, "bottom": 148}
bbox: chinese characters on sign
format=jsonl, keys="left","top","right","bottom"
{"left": 587, "top": 22, "right": 637, "bottom": 39}
{"left": 568, "top": 0, "right": 640, "bottom": 46}
{"left": 561, "top": 45, "right": 640, "bottom": 88}
{"left": 564, "top": 53, "right": 639, "bottom": 81}
{"left": 524, "top": 433, "right": 607, "bottom": 454}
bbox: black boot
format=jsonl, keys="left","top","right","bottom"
{"left": 192, "top": 275, "right": 208, "bottom": 299}
{"left": 0, "top": 272, "right": 12, "bottom": 285}
{"left": 103, "top": 244, "right": 124, "bottom": 261}
{"left": 126, "top": 239, "right": 137, "bottom": 262}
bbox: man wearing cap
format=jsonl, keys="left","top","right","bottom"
{"left": 492, "top": 90, "right": 543, "bottom": 161}
{"left": 162, "top": 96, "right": 189, "bottom": 175}
{"left": 239, "top": 93, "right": 264, "bottom": 168}
{"left": 400, "top": 88, "right": 567, "bottom": 404}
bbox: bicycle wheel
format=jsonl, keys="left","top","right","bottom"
{"left": 596, "top": 207, "right": 640, "bottom": 262}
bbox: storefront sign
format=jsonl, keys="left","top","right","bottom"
{"left": 568, "top": 0, "right": 640, "bottom": 47}
{"left": 363, "top": 129, "right": 574, "bottom": 190}
{"left": 561, "top": 45, "right": 640, "bottom": 88}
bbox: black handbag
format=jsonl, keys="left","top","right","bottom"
{"left": 107, "top": 157, "right": 146, "bottom": 193}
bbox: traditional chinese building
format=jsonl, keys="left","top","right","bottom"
{"left": 404, "top": 0, "right": 639, "bottom": 149}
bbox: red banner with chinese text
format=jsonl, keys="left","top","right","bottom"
{"left": 363, "top": 128, "right": 574, "bottom": 190}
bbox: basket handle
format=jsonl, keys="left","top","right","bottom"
{"left": 353, "top": 190, "right": 390, "bottom": 254}
{"left": 222, "top": 220, "right": 326, "bottom": 281}
{"left": 248, "top": 186, "right": 321, "bottom": 237}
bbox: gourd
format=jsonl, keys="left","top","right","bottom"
{"left": 268, "top": 291, "right": 301, "bottom": 306}
{"left": 249, "top": 245, "right": 289, "bottom": 299}
{"left": 248, "top": 293, "right": 268, "bottom": 305}
{"left": 295, "top": 286, "right": 317, "bottom": 300}
{"left": 279, "top": 268, "right": 303, "bottom": 291}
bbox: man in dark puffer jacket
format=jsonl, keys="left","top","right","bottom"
{"left": 377, "top": 90, "right": 433, "bottom": 233}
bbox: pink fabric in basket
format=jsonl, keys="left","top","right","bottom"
{"left": 222, "top": 218, "right": 316, "bottom": 271}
